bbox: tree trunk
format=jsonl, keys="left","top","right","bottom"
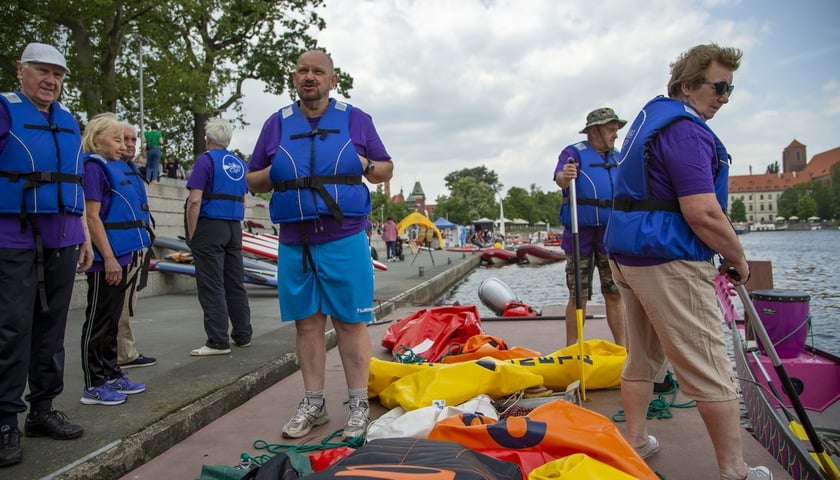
{"left": 192, "top": 111, "right": 210, "bottom": 156}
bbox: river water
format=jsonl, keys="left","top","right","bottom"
{"left": 444, "top": 229, "right": 840, "bottom": 357}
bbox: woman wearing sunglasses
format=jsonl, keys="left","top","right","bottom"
{"left": 605, "top": 44, "right": 772, "bottom": 480}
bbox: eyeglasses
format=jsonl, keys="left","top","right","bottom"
{"left": 703, "top": 81, "right": 735, "bottom": 97}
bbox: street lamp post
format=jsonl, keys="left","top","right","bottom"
{"left": 137, "top": 35, "right": 146, "bottom": 150}
{"left": 498, "top": 193, "right": 505, "bottom": 247}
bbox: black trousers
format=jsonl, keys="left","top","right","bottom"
{"left": 191, "top": 218, "right": 252, "bottom": 349}
{"left": 81, "top": 266, "right": 129, "bottom": 388}
{"left": 0, "top": 245, "right": 79, "bottom": 426}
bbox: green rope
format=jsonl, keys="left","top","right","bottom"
{"left": 611, "top": 375, "right": 696, "bottom": 423}
{"left": 239, "top": 429, "right": 365, "bottom": 475}
{"left": 393, "top": 345, "right": 427, "bottom": 363}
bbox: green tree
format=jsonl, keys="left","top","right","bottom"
{"left": 729, "top": 198, "right": 747, "bottom": 222}
{"left": 370, "top": 186, "right": 410, "bottom": 226}
{"left": 503, "top": 186, "right": 532, "bottom": 223}
{"left": 530, "top": 185, "right": 562, "bottom": 227}
{"left": 765, "top": 161, "right": 780, "bottom": 174}
{"left": 777, "top": 185, "right": 805, "bottom": 218}
{"left": 796, "top": 194, "right": 817, "bottom": 219}
{"left": 812, "top": 182, "right": 832, "bottom": 221}
{"left": 1, "top": 0, "right": 349, "bottom": 162}
{"left": 434, "top": 177, "right": 497, "bottom": 225}
{"left": 831, "top": 163, "right": 840, "bottom": 220}
{"left": 443, "top": 166, "right": 501, "bottom": 193}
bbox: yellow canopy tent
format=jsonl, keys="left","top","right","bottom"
{"left": 396, "top": 212, "right": 444, "bottom": 249}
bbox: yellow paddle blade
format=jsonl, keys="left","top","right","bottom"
{"left": 576, "top": 309, "right": 586, "bottom": 401}
{"left": 789, "top": 421, "right": 840, "bottom": 479}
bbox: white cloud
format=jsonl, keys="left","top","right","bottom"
{"left": 229, "top": 0, "right": 840, "bottom": 202}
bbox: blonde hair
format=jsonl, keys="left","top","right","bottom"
{"left": 667, "top": 43, "right": 742, "bottom": 98}
{"left": 82, "top": 112, "right": 123, "bottom": 154}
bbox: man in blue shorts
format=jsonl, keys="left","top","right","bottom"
{"left": 247, "top": 49, "right": 393, "bottom": 440}
{"left": 605, "top": 44, "right": 770, "bottom": 480}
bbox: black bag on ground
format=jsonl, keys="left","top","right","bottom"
{"left": 238, "top": 452, "right": 300, "bottom": 480}
{"left": 305, "top": 437, "right": 522, "bottom": 479}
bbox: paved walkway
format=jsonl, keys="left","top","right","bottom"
{"left": 8, "top": 248, "right": 480, "bottom": 480}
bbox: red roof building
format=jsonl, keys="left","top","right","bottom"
{"left": 728, "top": 141, "right": 840, "bottom": 223}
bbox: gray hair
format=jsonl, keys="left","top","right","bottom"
{"left": 204, "top": 117, "right": 233, "bottom": 148}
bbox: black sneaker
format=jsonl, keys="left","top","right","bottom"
{"left": 24, "top": 410, "right": 83, "bottom": 440}
{"left": 119, "top": 354, "right": 157, "bottom": 369}
{"left": 0, "top": 424, "right": 22, "bottom": 467}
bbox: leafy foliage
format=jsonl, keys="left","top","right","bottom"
{"left": 432, "top": 168, "right": 561, "bottom": 227}
{"left": 729, "top": 198, "right": 747, "bottom": 222}
{"left": 0, "top": 0, "right": 350, "bottom": 164}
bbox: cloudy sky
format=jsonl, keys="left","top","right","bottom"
{"left": 229, "top": 0, "right": 840, "bottom": 203}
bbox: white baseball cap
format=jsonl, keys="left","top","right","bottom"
{"left": 20, "top": 42, "right": 70, "bottom": 75}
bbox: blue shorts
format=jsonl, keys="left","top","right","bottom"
{"left": 277, "top": 230, "right": 374, "bottom": 323}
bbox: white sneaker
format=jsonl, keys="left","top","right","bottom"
{"left": 190, "top": 345, "right": 231, "bottom": 356}
{"left": 282, "top": 400, "right": 328, "bottom": 438}
{"left": 634, "top": 435, "right": 660, "bottom": 459}
{"left": 342, "top": 398, "right": 370, "bottom": 439}
{"left": 745, "top": 466, "right": 772, "bottom": 480}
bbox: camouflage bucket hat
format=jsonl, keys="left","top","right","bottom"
{"left": 580, "top": 107, "right": 626, "bottom": 134}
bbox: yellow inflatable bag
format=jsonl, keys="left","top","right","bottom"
{"left": 368, "top": 358, "right": 435, "bottom": 397}
{"left": 505, "top": 339, "right": 626, "bottom": 391}
{"left": 378, "top": 358, "right": 543, "bottom": 410}
{"left": 529, "top": 453, "right": 640, "bottom": 479}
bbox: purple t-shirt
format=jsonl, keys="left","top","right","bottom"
{"left": 0, "top": 101, "right": 86, "bottom": 249}
{"left": 186, "top": 152, "right": 214, "bottom": 193}
{"left": 553, "top": 145, "right": 608, "bottom": 256}
{"left": 249, "top": 101, "right": 391, "bottom": 245}
{"left": 83, "top": 159, "right": 133, "bottom": 270}
{"left": 612, "top": 118, "right": 718, "bottom": 266}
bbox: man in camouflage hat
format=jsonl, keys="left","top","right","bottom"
{"left": 552, "top": 107, "right": 627, "bottom": 348}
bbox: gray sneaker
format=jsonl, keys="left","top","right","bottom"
{"left": 342, "top": 398, "right": 370, "bottom": 439}
{"left": 282, "top": 401, "right": 328, "bottom": 438}
{"left": 721, "top": 464, "right": 772, "bottom": 480}
{"left": 635, "top": 435, "right": 660, "bottom": 459}
{"left": 743, "top": 465, "right": 772, "bottom": 480}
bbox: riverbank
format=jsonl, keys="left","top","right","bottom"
{"left": 9, "top": 248, "right": 480, "bottom": 480}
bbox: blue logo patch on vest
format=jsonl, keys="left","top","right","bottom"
{"left": 222, "top": 154, "right": 245, "bottom": 181}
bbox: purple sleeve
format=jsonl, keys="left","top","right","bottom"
{"left": 553, "top": 145, "right": 580, "bottom": 179}
{"left": 0, "top": 102, "right": 9, "bottom": 152}
{"left": 186, "top": 153, "right": 214, "bottom": 191}
{"left": 349, "top": 107, "right": 391, "bottom": 162}
{"left": 647, "top": 120, "right": 716, "bottom": 199}
{"left": 82, "top": 161, "right": 109, "bottom": 203}
{"left": 248, "top": 113, "right": 281, "bottom": 172}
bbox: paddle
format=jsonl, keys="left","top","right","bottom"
{"left": 734, "top": 282, "right": 840, "bottom": 479}
{"left": 568, "top": 159, "right": 587, "bottom": 401}
{"left": 480, "top": 314, "right": 605, "bottom": 322}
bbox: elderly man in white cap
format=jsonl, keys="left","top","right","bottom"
{"left": 0, "top": 42, "right": 93, "bottom": 467}
{"left": 552, "top": 107, "right": 627, "bottom": 349}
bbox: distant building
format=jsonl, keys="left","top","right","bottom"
{"left": 728, "top": 140, "right": 840, "bottom": 223}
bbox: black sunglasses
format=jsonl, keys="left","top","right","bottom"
{"left": 704, "top": 81, "right": 735, "bottom": 96}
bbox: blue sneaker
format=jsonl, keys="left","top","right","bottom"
{"left": 108, "top": 375, "right": 146, "bottom": 394}
{"left": 81, "top": 384, "right": 126, "bottom": 405}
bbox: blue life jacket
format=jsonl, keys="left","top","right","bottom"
{"left": 559, "top": 142, "right": 618, "bottom": 227}
{"left": 85, "top": 154, "right": 151, "bottom": 261}
{"left": 200, "top": 149, "right": 247, "bottom": 221}
{"left": 0, "top": 91, "right": 84, "bottom": 217}
{"left": 605, "top": 96, "right": 730, "bottom": 261}
{"left": 269, "top": 99, "right": 369, "bottom": 225}
{"left": 124, "top": 159, "right": 153, "bottom": 223}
